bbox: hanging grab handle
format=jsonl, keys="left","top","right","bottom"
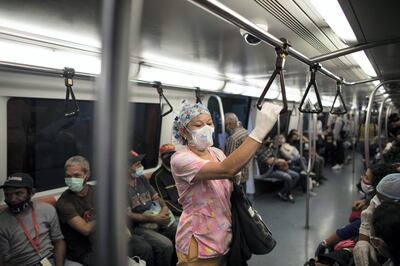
{"left": 153, "top": 82, "right": 173, "bottom": 117}
{"left": 299, "top": 64, "right": 323, "bottom": 114}
{"left": 195, "top": 87, "right": 202, "bottom": 104}
{"left": 256, "top": 40, "right": 290, "bottom": 113}
{"left": 63, "top": 67, "right": 80, "bottom": 117}
{"left": 330, "top": 80, "right": 347, "bottom": 114}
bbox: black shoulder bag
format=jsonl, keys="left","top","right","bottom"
{"left": 231, "top": 184, "right": 277, "bottom": 254}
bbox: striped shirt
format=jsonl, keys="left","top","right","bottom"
{"left": 224, "top": 126, "right": 250, "bottom": 183}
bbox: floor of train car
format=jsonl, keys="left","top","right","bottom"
{"left": 248, "top": 157, "right": 363, "bottom": 266}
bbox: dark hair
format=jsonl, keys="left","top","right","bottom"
{"left": 287, "top": 129, "right": 298, "bottom": 142}
{"left": 370, "top": 163, "right": 398, "bottom": 187}
{"left": 372, "top": 202, "right": 400, "bottom": 265}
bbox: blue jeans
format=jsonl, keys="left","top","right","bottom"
{"left": 271, "top": 169, "right": 300, "bottom": 195}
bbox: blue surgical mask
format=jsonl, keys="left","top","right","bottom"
{"left": 65, "top": 178, "right": 85, "bottom": 193}
{"left": 132, "top": 166, "right": 144, "bottom": 178}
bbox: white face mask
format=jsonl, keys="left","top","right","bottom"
{"left": 361, "top": 180, "right": 375, "bottom": 194}
{"left": 131, "top": 166, "right": 144, "bottom": 178}
{"left": 371, "top": 195, "right": 381, "bottom": 207}
{"left": 189, "top": 125, "right": 214, "bottom": 151}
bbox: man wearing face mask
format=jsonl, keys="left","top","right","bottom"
{"left": 224, "top": 113, "right": 250, "bottom": 192}
{"left": 127, "top": 151, "right": 177, "bottom": 266}
{"left": 150, "top": 144, "right": 182, "bottom": 216}
{"left": 56, "top": 155, "right": 155, "bottom": 266}
{"left": 0, "top": 173, "right": 71, "bottom": 266}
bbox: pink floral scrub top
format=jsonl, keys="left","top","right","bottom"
{"left": 171, "top": 146, "right": 233, "bottom": 258}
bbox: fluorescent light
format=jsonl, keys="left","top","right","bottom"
{"left": 0, "top": 39, "right": 101, "bottom": 74}
{"left": 137, "top": 65, "right": 224, "bottom": 91}
{"left": 351, "top": 51, "right": 377, "bottom": 77}
{"left": 223, "top": 82, "right": 246, "bottom": 94}
{"left": 241, "top": 87, "right": 263, "bottom": 98}
{"left": 0, "top": 18, "right": 100, "bottom": 48}
{"left": 310, "top": 0, "right": 357, "bottom": 43}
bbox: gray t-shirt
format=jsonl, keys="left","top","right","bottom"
{"left": 0, "top": 201, "right": 64, "bottom": 266}
{"left": 128, "top": 176, "right": 157, "bottom": 213}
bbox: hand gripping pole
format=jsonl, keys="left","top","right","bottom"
{"left": 299, "top": 64, "right": 323, "bottom": 114}
{"left": 63, "top": 67, "right": 80, "bottom": 117}
{"left": 256, "top": 40, "right": 290, "bottom": 113}
{"left": 153, "top": 81, "right": 173, "bottom": 117}
{"left": 330, "top": 80, "right": 347, "bottom": 114}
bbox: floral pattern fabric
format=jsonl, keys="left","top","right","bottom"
{"left": 171, "top": 146, "right": 232, "bottom": 258}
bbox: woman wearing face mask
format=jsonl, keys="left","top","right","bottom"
{"left": 371, "top": 202, "right": 400, "bottom": 266}
{"left": 171, "top": 101, "right": 281, "bottom": 265}
{"left": 314, "top": 163, "right": 397, "bottom": 258}
{"left": 353, "top": 163, "right": 398, "bottom": 211}
{"left": 353, "top": 173, "right": 400, "bottom": 266}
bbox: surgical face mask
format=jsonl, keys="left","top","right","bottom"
{"left": 65, "top": 177, "right": 85, "bottom": 193}
{"left": 189, "top": 125, "right": 214, "bottom": 151}
{"left": 5, "top": 197, "right": 32, "bottom": 214}
{"left": 361, "top": 180, "right": 375, "bottom": 194}
{"left": 371, "top": 195, "right": 381, "bottom": 207}
{"left": 131, "top": 166, "right": 144, "bottom": 178}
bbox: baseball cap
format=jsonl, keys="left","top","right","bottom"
{"left": 129, "top": 150, "right": 146, "bottom": 165}
{"left": 0, "top": 173, "right": 34, "bottom": 189}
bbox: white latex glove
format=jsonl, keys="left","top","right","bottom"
{"left": 249, "top": 102, "right": 282, "bottom": 143}
{"left": 353, "top": 240, "right": 379, "bottom": 266}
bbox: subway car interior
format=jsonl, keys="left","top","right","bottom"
{"left": 1, "top": 0, "right": 400, "bottom": 265}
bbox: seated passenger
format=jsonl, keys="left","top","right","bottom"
{"left": 315, "top": 163, "right": 398, "bottom": 257}
{"left": 150, "top": 144, "right": 182, "bottom": 217}
{"left": 371, "top": 202, "right": 400, "bottom": 266}
{"left": 56, "top": 156, "right": 153, "bottom": 266}
{"left": 0, "top": 173, "right": 78, "bottom": 266}
{"left": 257, "top": 137, "right": 300, "bottom": 203}
{"left": 353, "top": 173, "right": 400, "bottom": 266}
{"left": 127, "top": 151, "right": 177, "bottom": 266}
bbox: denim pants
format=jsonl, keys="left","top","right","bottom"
{"left": 271, "top": 169, "right": 300, "bottom": 195}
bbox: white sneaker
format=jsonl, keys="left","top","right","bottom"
{"left": 331, "top": 164, "right": 342, "bottom": 170}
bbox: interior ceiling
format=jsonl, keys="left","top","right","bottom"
{"left": 0, "top": 0, "right": 399, "bottom": 109}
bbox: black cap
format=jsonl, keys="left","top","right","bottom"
{"left": 129, "top": 150, "right": 146, "bottom": 165}
{"left": 0, "top": 173, "right": 34, "bottom": 189}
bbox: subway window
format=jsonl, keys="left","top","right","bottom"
{"left": 7, "top": 97, "right": 161, "bottom": 192}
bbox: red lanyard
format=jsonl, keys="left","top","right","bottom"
{"left": 15, "top": 207, "right": 40, "bottom": 254}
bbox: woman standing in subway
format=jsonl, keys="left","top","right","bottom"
{"left": 171, "top": 100, "right": 281, "bottom": 265}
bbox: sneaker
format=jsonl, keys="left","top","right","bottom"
{"left": 312, "top": 180, "right": 320, "bottom": 187}
{"left": 277, "top": 192, "right": 289, "bottom": 201}
{"left": 331, "top": 164, "right": 342, "bottom": 170}
{"left": 287, "top": 193, "right": 295, "bottom": 203}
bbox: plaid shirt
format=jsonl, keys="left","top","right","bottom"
{"left": 224, "top": 127, "right": 249, "bottom": 183}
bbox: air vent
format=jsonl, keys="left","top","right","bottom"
{"left": 255, "top": 0, "right": 332, "bottom": 54}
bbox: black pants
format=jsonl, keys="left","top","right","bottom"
{"left": 333, "top": 141, "right": 345, "bottom": 165}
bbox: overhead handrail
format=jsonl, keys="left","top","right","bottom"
{"left": 256, "top": 39, "right": 290, "bottom": 113}
{"left": 299, "top": 64, "right": 323, "bottom": 114}
{"left": 185, "top": 0, "right": 383, "bottom": 86}
{"left": 330, "top": 80, "right": 347, "bottom": 114}
{"left": 195, "top": 87, "right": 203, "bottom": 104}
{"left": 63, "top": 67, "right": 80, "bottom": 117}
{"left": 153, "top": 81, "right": 173, "bottom": 117}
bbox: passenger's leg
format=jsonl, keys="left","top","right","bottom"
{"left": 134, "top": 227, "right": 174, "bottom": 266}
{"left": 287, "top": 169, "right": 300, "bottom": 188}
{"left": 128, "top": 234, "right": 155, "bottom": 266}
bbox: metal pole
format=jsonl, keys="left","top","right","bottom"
{"left": 364, "top": 80, "right": 400, "bottom": 168}
{"left": 185, "top": 0, "right": 386, "bottom": 86}
{"left": 94, "top": 1, "right": 143, "bottom": 265}
{"left": 385, "top": 105, "right": 393, "bottom": 139}
{"left": 378, "top": 96, "right": 390, "bottom": 154}
{"left": 310, "top": 38, "right": 400, "bottom": 64}
{"left": 305, "top": 113, "right": 315, "bottom": 229}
